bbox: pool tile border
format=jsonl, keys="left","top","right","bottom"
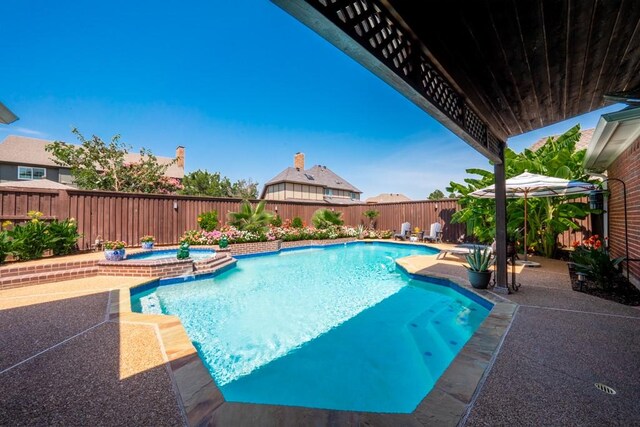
{"left": 118, "top": 243, "right": 516, "bottom": 426}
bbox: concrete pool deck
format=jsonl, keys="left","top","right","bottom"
{"left": 1, "top": 244, "right": 639, "bottom": 426}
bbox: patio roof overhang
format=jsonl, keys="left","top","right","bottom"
{"left": 584, "top": 106, "right": 640, "bottom": 173}
{"left": 271, "top": 0, "right": 640, "bottom": 161}
{"left": 0, "top": 101, "right": 18, "bottom": 124}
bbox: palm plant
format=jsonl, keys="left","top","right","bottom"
{"left": 362, "top": 209, "right": 380, "bottom": 229}
{"left": 227, "top": 200, "right": 274, "bottom": 234}
{"left": 312, "top": 209, "right": 344, "bottom": 229}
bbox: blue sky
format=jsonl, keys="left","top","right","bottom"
{"left": 0, "top": 0, "right": 624, "bottom": 199}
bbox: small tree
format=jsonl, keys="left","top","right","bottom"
{"left": 428, "top": 189, "right": 445, "bottom": 200}
{"left": 312, "top": 209, "right": 344, "bottom": 229}
{"left": 227, "top": 200, "right": 274, "bottom": 234}
{"left": 362, "top": 209, "right": 380, "bottom": 229}
{"left": 180, "top": 170, "right": 259, "bottom": 198}
{"left": 291, "top": 217, "right": 304, "bottom": 228}
{"left": 46, "top": 128, "right": 180, "bottom": 194}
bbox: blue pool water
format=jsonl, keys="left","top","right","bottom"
{"left": 131, "top": 242, "right": 490, "bottom": 413}
{"left": 126, "top": 248, "right": 215, "bottom": 261}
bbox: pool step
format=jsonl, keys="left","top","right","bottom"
{"left": 0, "top": 265, "right": 100, "bottom": 290}
{"left": 193, "top": 255, "right": 237, "bottom": 276}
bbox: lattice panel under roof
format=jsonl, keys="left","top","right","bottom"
{"left": 309, "top": 0, "right": 503, "bottom": 160}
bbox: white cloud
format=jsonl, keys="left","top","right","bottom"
{"left": 0, "top": 126, "right": 48, "bottom": 137}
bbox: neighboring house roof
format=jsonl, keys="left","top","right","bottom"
{"left": 0, "top": 179, "right": 76, "bottom": 190}
{"left": 365, "top": 193, "right": 412, "bottom": 203}
{"left": 0, "top": 135, "right": 184, "bottom": 179}
{"left": 528, "top": 128, "right": 595, "bottom": 152}
{"left": 263, "top": 164, "right": 362, "bottom": 194}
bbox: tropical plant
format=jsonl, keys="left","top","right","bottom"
{"left": 356, "top": 224, "right": 366, "bottom": 238}
{"left": 362, "top": 209, "right": 380, "bottom": 229}
{"left": 47, "top": 218, "right": 81, "bottom": 256}
{"left": 197, "top": 210, "right": 219, "bottom": 232}
{"left": 0, "top": 230, "right": 11, "bottom": 264}
{"left": 464, "top": 247, "right": 494, "bottom": 272}
{"left": 428, "top": 189, "right": 445, "bottom": 200}
{"left": 312, "top": 209, "right": 344, "bottom": 229}
{"left": 291, "top": 217, "right": 304, "bottom": 228}
{"left": 447, "top": 124, "right": 594, "bottom": 257}
{"left": 104, "top": 240, "right": 127, "bottom": 250}
{"left": 571, "top": 235, "right": 624, "bottom": 290}
{"left": 46, "top": 128, "right": 181, "bottom": 194}
{"left": 8, "top": 211, "right": 57, "bottom": 261}
{"left": 227, "top": 200, "right": 274, "bottom": 234}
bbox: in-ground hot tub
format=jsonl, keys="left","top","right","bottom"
{"left": 98, "top": 247, "right": 231, "bottom": 278}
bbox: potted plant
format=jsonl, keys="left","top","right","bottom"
{"left": 464, "top": 246, "right": 494, "bottom": 289}
{"left": 218, "top": 235, "right": 229, "bottom": 249}
{"left": 140, "top": 235, "right": 155, "bottom": 250}
{"left": 104, "top": 240, "right": 127, "bottom": 261}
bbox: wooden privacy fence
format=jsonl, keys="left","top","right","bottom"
{"left": 0, "top": 187, "right": 590, "bottom": 251}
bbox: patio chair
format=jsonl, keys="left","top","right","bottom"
{"left": 423, "top": 222, "right": 442, "bottom": 243}
{"left": 394, "top": 222, "right": 411, "bottom": 241}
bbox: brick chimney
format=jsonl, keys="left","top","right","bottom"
{"left": 176, "top": 146, "right": 185, "bottom": 168}
{"left": 294, "top": 152, "right": 305, "bottom": 170}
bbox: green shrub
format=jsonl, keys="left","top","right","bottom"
{"left": 0, "top": 230, "right": 10, "bottom": 264}
{"left": 271, "top": 214, "right": 283, "bottom": 227}
{"left": 197, "top": 210, "right": 218, "bottom": 231}
{"left": 9, "top": 212, "right": 55, "bottom": 261}
{"left": 572, "top": 235, "right": 624, "bottom": 290}
{"left": 312, "top": 209, "right": 344, "bottom": 229}
{"left": 291, "top": 217, "right": 304, "bottom": 228}
{"left": 48, "top": 218, "right": 81, "bottom": 256}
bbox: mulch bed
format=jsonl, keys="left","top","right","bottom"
{"left": 567, "top": 262, "right": 640, "bottom": 306}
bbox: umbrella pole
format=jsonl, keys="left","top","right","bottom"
{"left": 524, "top": 192, "right": 528, "bottom": 262}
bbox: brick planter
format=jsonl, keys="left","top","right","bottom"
{"left": 229, "top": 240, "right": 282, "bottom": 256}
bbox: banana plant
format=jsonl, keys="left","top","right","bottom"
{"left": 448, "top": 124, "right": 596, "bottom": 257}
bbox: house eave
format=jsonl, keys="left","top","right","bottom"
{"left": 584, "top": 107, "right": 640, "bottom": 173}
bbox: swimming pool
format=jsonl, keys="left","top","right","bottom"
{"left": 126, "top": 248, "right": 215, "bottom": 261}
{"left": 131, "top": 242, "right": 490, "bottom": 413}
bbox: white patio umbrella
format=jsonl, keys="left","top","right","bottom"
{"left": 470, "top": 172, "right": 595, "bottom": 265}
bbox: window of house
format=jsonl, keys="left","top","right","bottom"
{"left": 324, "top": 188, "right": 333, "bottom": 196}
{"left": 18, "top": 166, "right": 46, "bottom": 180}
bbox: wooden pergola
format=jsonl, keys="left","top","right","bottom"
{"left": 272, "top": 0, "right": 640, "bottom": 292}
